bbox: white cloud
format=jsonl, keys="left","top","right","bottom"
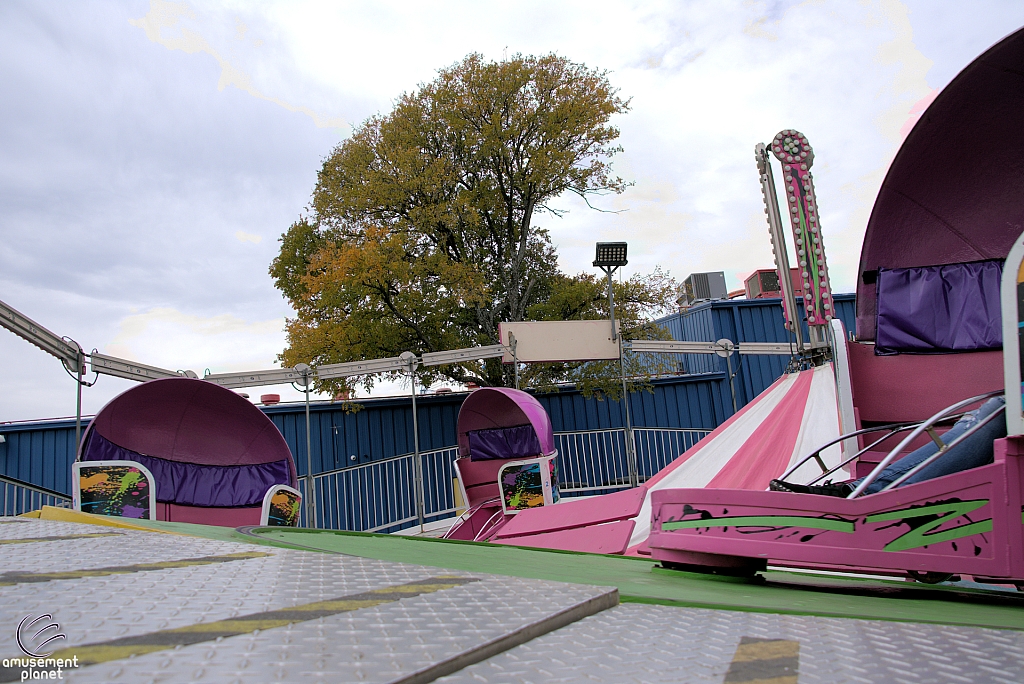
{"left": 129, "top": 0, "right": 346, "bottom": 128}
{"left": 235, "top": 230, "right": 262, "bottom": 244}
{"left": 1, "top": 0, "right": 1022, "bottom": 421}
{"left": 104, "top": 307, "right": 286, "bottom": 375}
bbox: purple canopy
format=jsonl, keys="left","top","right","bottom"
{"left": 456, "top": 387, "right": 555, "bottom": 459}
{"left": 856, "top": 27, "right": 1024, "bottom": 341}
{"left": 80, "top": 377, "right": 297, "bottom": 508}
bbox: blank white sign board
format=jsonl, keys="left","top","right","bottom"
{"left": 499, "top": 320, "right": 620, "bottom": 363}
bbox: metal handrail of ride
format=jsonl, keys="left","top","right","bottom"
{"left": 776, "top": 408, "right": 984, "bottom": 487}
{"left": 776, "top": 421, "right": 923, "bottom": 485}
{"left": 848, "top": 390, "right": 1004, "bottom": 498}
{"left": 0, "top": 473, "right": 72, "bottom": 516}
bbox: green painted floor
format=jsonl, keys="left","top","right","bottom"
{"left": 126, "top": 518, "right": 1024, "bottom": 631}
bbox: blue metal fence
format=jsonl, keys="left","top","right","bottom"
{"left": 0, "top": 295, "right": 834, "bottom": 521}
{"left": 295, "top": 426, "right": 711, "bottom": 533}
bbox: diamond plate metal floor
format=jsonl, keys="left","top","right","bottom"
{"left": 438, "top": 602, "right": 1024, "bottom": 684}
{"left": 0, "top": 518, "right": 615, "bottom": 683}
{"left": 3, "top": 516, "right": 1023, "bottom": 683}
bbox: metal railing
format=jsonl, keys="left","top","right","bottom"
{"left": 301, "top": 427, "right": 710, "bottom": 533}
{"left": 1, "top": 426, "right": 711, "bottom": 531}
{"left": 1, "top": 474, "right": 72, "bottom": 516}
{"left": 302, "top": 446, "right": 461, "bottom": 532}
{"left": 633, "top": 427, "right": 709, "bottom": 480}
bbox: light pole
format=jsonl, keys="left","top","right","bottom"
{"left": 593, "top": 242, "right": 638, "bottom": 488}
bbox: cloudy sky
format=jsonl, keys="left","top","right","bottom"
{"left": 1, "top": 0, "right": 1022, "bottom": 423}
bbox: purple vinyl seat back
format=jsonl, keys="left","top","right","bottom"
{"left": 457, "top": 388, "right": 555, "bottom": 460}
{"left": 80, "top": 377, "right": 297, "bottom": 508}
{"left": 875, "top": 260, "right": 1004, "bottom": 354}
{"left": 857, "top": 27, "right": 1024, "bottom": 342}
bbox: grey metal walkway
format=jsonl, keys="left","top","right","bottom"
{"left": 1, "top": 517, "right": 1022, "bottom": 683}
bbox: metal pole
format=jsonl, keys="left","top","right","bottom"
{"left": 725, "top": 352, "right": 738, "bottom": 415}
{"left": 606, "top": 267, "right": 636, "bottom": 487}
{"left": 756, "top": 143, "right": 805, "bottom": 352}
{"left": 75, "top": 351, "right": 83, "bottom": 460}
{"left": 304, "top": 376, "right": 315, "bottom": 528}
{"left": 606, "top": 267, "right": 617, "bottom": 342}
{"left": 409, "top": 355, "right": 424, "bottom": 533}
{"left": 510, "top": 332, "right": 519, "bottom": 390}
{"left": 619, "top": 336, "right": 638, "bottom": 488}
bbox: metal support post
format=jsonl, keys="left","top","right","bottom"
{"left": 294, "top": 363, "right": 315, "bottom": 529}
{"left": 403, "top": 352, "right": 424, "bottom": 533}
{"left": 601, "top": 265, "right": 637, "bottom": 487}
{"left": 75, "top": 351, "right": 84, "bottom": 459}
{"left": 620, "top": 336, "right": 638, "bottom": 488}
{"left": 725, "top": 352, "right": 738, "bottom": 415}
{"left": 509, "top": 333, "right": 519, "bottom": 389}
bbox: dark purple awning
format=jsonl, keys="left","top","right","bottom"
{"left": 80, "top": 377, "right": 297, "bottom": 509}
{"left": 856, "top": 27, "right": 1024, "bottom": 340}
{"left": 83, "top": 377, "right": 294, "bottom": 469}
{"left": 83, "top": 430, "right": 291, "bottom": 507}
{"left": 457, "top": 387, "right": 555, "bottom": 458}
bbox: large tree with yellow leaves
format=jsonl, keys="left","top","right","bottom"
{"left": 271, "top": 53, "right": 675, "bottom": 394}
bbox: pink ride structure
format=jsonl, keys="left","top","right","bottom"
{"left": 649, "top": 27, "right": 1024, "bottom": 584}
{"left": 444, "top": 387, "right": 561, "bottom": 543}
{"left": 450, "top": 28, "right": 1024, "bottom": 588}
{"left": 77, "top": 377, "right": 300, "bottom": 527}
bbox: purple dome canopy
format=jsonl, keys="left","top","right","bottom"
{"left": 856, "top": 27, "right": 1024, "bottom": 341}
{"left": 457, "top": 387, "right": 555, "bottom": 458}
{"left": 82, "top": 377, "right": 292, "bottom": 466}
{"left": 80, "top": 377, "right": 296, "bottom": 510}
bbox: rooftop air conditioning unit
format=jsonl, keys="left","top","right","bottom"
{"left": 744, "top": 268, "right": 805, "bottom": 300}
{"left": 678, "top": 271, "right": 728, "bottom": 307}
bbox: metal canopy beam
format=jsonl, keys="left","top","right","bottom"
{"left": 420, "top": 345, "right": 505, "bottom": 367}
{"left": 90, "top": 353, "right": 184, "bottom": 382}
{"left": 316, "top": 356, "right": 411, "bottom": 380}
{"left": 626, "top": 339, "right": 793, "bottom": 356}
{"left": 627, "top": 340, "right": 722, "bottom": 355}
{"left": 0, "top": 298, "right": 81, "bottom": 369}
{"left": 736, "top": 342, "right": 795, "bottom": 355}
{"left": 204, "top": 367, "right": 307, "bottom": 389}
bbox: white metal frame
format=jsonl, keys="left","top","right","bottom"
{"left": 1001, "top": 229, "right": 1024, "bottom": 436}
{"left": 260, "top": 484, "right": 303, "bottom": 526}
{"left": 72, "top": 459, "right": 157, "bottom": 520}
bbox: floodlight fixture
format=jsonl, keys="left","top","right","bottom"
{"left": 90, "top": 353, "right": 185, "bottom": 382}
{"left": 0, "top": 298, "right": 82, "bottom": 370}
{"left": 421, "top": 344, "right": 505, "bottom": 367}
{"left": 204, "top": 366, "right": 309, "bottom": 390}
{"left": 316, "top": 354, "right": 416, "bottom": 380}
{"left": 593, "top": 242, "right": 628, "bottom": 268}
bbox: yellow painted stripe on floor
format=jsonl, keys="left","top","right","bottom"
{"left": 730, "top": 638, "right": 800, "bottom": 662}
{"left": 0, "top": 576, "right": 479, "bottom": 682}
{"left": 0, "top": 532, "right": 124, "bottom": 545}
{"left": 723, "top": 637, "right": 799, "bottom": 684}
{"left": 31, "top": 506, "right": 184, "bottom": 534}
{"left": 0, "top": 551, "right": 269, "bottom": 586}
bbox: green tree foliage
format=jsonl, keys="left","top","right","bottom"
{"left": 272, "top": 53, "right": 677, "bottom": 397}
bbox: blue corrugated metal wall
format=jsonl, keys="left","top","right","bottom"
{"left": 0, "top": 295, "right": 852, "bottom": 495}
{"left": 0, "top": 372, "right": 728, "bottom": 492}
{"left": 0, "top": 419, "right": 79, "bottom": 494}
{"left": 655, "top": 293, "right": 855, "bottom": 408}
